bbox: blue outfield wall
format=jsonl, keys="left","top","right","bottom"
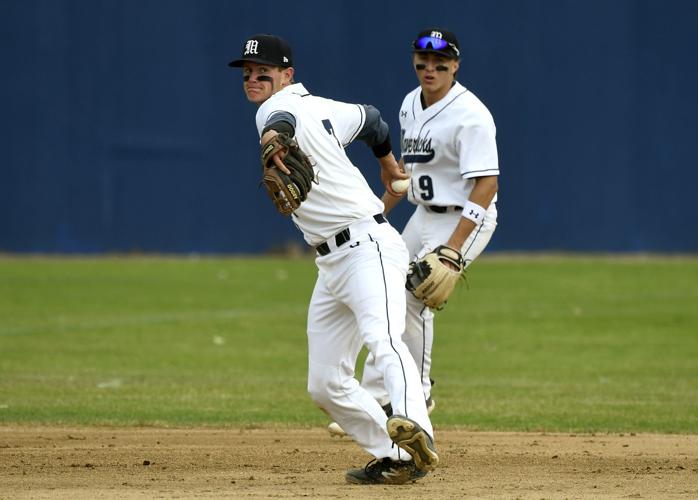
{"left": 1, "top": 0, "right": 697, "bottom": 253}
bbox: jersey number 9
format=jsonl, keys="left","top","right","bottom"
{"left": 418, "top": 175, "right": 434, "bottom": 200}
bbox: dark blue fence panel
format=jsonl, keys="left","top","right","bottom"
{"left": 1, "top": 0, "right": 697, "bottom": 253}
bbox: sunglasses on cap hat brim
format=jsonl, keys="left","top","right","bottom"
{"left": 412, "top": 36, "right": 460, "bottom": 57}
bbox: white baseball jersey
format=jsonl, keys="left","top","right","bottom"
{"left": 253, "top": 82, "right": 435, "bottom": 461}
{"left": 399, "top": 81, "right": 499, "bottom": 207}
{"left": 256, "top": 83, "right": 384, "bottom": 246}
{"left": 360, "top": 82, "right": 500, "bottom": 407}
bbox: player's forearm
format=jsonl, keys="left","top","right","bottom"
{"left": 377, "top": 152, "right": 398, "bottom": 171}
{"left": 446, "top": 217, "right": 476, "bottom": 250}
{"left": 467, "top": 175, "right": 498, "bottom": 209}
{"left": 381, "top": 191, "right": 403, "bottom": 215}
{"left": 446, "top": 176, "right": 498, "bottom": 249}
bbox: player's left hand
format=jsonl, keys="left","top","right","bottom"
{"left": 261, "top": 130, "right": 291, "bottom": 174}
{"left": 260, "top": 133, "right": 315, "bottom": 215}
{"left": 406, "top": 245, "right": 464, "bottom": 309}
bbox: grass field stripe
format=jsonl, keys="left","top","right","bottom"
{"left": 0, "top": 308, "right": 305, "bottom": 337}
{"left": 1, "top": 256, "right": 696, "bottom": 431}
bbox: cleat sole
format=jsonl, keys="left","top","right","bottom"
{"left": 387, "top": 417, "right": 439, "bottom": 472}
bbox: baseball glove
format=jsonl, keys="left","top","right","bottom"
{"left": 260, "top": 133, "right": 315, "bottom": 215}
{"left": 406, "top": 245, "right": 464, "bottom": 309}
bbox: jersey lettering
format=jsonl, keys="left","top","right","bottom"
{"left": 401, "top": 129, "right": 435, "bottom": 163}
{"left": 322, "top": 119, "right": 334, "bottom": 135}
{"left": 322, "top": 119, "right": 341, "bottom": 148}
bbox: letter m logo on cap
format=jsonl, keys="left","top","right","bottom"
{"left": 244, "top": 40, "right": 259, "bottom": 55}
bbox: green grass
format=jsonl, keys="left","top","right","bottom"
{"left": 0, "top": 255, "right": 696, "bottom": 433}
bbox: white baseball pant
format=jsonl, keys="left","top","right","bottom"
{"left": 361, "top": 202, "right": 498, "bottom": 404}
{"left": 306, "top": 214, "right": 433, "bottom": 460}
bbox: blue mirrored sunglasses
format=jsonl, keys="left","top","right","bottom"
{"left": 412, "top": 36, "right": 460, "bottom": 56}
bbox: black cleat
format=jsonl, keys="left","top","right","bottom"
{"left": 345, "top": 457, "right": 421, "bottom": 485}
{"left": 412, "top": 468, "right": 428, "bottom": 480}
{"left": 382, "top": 402, "right": 393, "bottom": 417}
{"left": 386, "top": 415, "right": 439, "bottom": 472}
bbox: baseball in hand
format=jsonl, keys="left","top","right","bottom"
{"left": 391, "top": 178, "right": 410, "bottom": 194}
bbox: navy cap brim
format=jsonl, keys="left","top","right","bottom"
{"left": 228, "top": 56, "right": 291, "bottom": 68}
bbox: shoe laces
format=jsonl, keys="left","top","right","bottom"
{"left": 364, "top": 457, "right": 413, "bottom": 480}
{"left": 363, "top": 457, "right": 385, "bottom": 477}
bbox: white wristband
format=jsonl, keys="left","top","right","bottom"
{"left": 462, "top": 200, "right": 486, "bottom": 225}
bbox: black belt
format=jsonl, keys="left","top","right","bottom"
{"left": 427, "top": 205, "right": 463, "bottom": 213}
{"left": 316, "top": 213, "right": 387, "bottom": 256}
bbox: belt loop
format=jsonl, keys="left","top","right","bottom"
{"left": 316, "top": 213, "right": 386, "bottom": 256}
{"left": 335, "top": 228, "right": 351, "bottom": 247}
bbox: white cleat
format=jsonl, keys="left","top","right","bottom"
{"left": 327, "top": 421, "right": 348, "bottom": 438}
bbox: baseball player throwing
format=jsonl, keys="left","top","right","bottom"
{"left": 229, "top": 33, "right": 438, "bottom": 485}
{"left": 329, "top": 27, "right": 499, "bottom": 436}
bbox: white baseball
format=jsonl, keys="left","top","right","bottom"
{"left": 391, "top": 178, "right": 410, "bottom": 193}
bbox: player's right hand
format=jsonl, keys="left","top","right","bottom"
{"left": 380, "top": 156, "right": 409, "bottom": 196}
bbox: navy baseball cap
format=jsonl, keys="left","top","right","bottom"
{"left": 412, "top": 28, "right": 460, "bottom": 59}
{"left": 228, "top": 34, "right": 293, "bottom": 68}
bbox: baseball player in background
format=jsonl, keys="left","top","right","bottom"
{"left": 229, "top": 33, "right": 438, "bottom": 485}
{"left": 329, "top": 27, "right": 499, "bottom": 436}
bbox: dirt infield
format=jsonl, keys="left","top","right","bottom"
{"left": 1, "top": 426, "right": 697, "bottom": 499}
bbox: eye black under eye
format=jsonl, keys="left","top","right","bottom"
{"left": 415, "top": 63, "right": 449, "bottom": 72}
